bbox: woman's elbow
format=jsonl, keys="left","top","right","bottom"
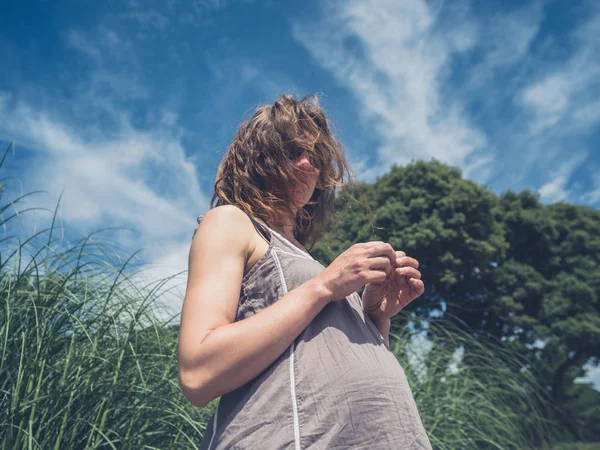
{"left": 179, "top": 369, "right": 214, "bottom": 408}
{"left": 185, "top": 389, "right": 213, "bottom": 409}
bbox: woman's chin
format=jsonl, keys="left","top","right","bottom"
{"left": 290, "top": 187, "right": 315, "bottom": 210}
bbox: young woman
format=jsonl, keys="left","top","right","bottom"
{"left": 178, "top": 94, "right": 432, "bottom": 449}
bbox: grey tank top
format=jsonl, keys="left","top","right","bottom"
{"left": 197, "top": 212, "right": 432, "bottom": 450}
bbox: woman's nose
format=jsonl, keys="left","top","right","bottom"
{"left": 297, "top": 153, "right": 319, "bottom": 173}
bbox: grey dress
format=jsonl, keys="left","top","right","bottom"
{"left": 196, "top": 213, "right": 432, "bottom": 450}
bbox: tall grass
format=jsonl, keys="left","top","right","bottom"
{"left": 0, "top": 142, "right": 214, "bottom": 449}
{"left": 390, "top": 316, "right": 552, "bottom": 449}
{"left": 1, "top": 141, "right": 550, "bottom": 449}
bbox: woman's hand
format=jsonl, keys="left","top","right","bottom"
{"left": 314, "top": 242, "right": 397, "bottom": 302}
{"left": 361, "top": 250, "right": 424, "bottom": 323}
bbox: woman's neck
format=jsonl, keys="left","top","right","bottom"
{"left": 268, "top": 210, "right": 297, "bottom": 241}
{"left": 271, "top": 223, "right": 296, "bottom": 242}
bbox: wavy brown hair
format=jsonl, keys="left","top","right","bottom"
{"left": 210, "top": 93, "right": 360, "bottom": 250}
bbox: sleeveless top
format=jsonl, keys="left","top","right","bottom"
{"left": 194, "top": 211, "right": 432, "bottom": 450}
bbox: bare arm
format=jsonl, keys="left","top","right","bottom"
{"left": 369, "top": 316, "right": 391, "bottom": 346}
{"left": 177, "top": 205, "right": 332, "bottom": 407}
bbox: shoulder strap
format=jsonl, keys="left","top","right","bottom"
{"left": 246, "top": 213, "right": 271, "bottom": 242}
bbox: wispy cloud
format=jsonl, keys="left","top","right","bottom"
{"left": 293, "top": 0, "right": 490, "bottom": 185}
{"left": 205, "top": 54, "right": 299, "bottom": 102}
{"left": 66, "top": 28, "right": 127, "bottom": 65}
{"left": 581, "top": 170, "right": 600, "bottom": 205}
{"left": 292, "top": 0, "right": 488, "bottom": 181}
{"left": 481, "top": 5, "right": 541, "bottom": 69}
{"left": 1, "top": 90, "right": 207, "bottom": 314}
{"left": 293, "top": 0, "right": 599, "bottom": 207}
{"left": 466, "top": 2, "right": 542, "bottom": 91}
{"left": 3, "top": 102, "right": 201, "bottom": 231}
{"left": 1, "top": 23, "right": 210, "bottom": 322}
{"left": 537, "top": 152, "right": 588, "bottom": 203}
{"left": 516, "top": 8, "right": 600, "bottom": 205}
{"left": 521, "top": 74, "right": 571, "bottom": 133}
{"left": 519, "top": 15, "right": 600, "bottom": 137}
{"left": 64, "top": 26, "right": 148, "bottom": 106}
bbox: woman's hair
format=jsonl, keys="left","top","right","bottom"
{"left": 210, "top": 93, "right": 358, "bottom": 249}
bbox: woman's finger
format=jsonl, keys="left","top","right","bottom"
{"left": 408, "top": 278, "right": 425, "bottom": 294}
{"left": 395, "top": 250, "right": 406, "bottom": 259}
{"left": 394, "top": 267, "right": 421, "bottom": 279}
{"left": 365, "top": 242, "right": 397, "bottom": 265}
{"left": 395, "top": 256, "right": 419, "bottom": 269}
{"left": 369, "top": 256, "right": 393, "bottom": 275}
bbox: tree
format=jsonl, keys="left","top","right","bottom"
{"left": 312, "top": 159, "right": 600, "bottom": 441}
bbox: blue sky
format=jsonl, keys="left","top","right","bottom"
{"left": 1, "top": 0, "right": 599, "bottom": 383}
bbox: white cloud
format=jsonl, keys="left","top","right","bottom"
{"left": 466, "top": 3, "right": 542, "bottom": 91}
{"left": 461, "top": 152, "right": 495, "bottom": 185}
{"left": 293, "top": 0, "right": 488, "bottom": 181}
{"left": 0, "top": 97, "right": 207, "bottom": 322}
{"left": 205, "top": 54, "right": 298, "bottom": 102}
{"left": 515, "top": 7, "right": 600, "bottom": 206}
{"left": 2, "top": 100, "right": 205, "bottom": 229}
{"left": 120, "top": 240, "right": 193, "bottom": 325}
{"left": 349, "top": 156, "right": 382, "bottom": 184}
{"left": 521, "top": 74, "right": 571, "bottom": 133}
{"left": 66, "top": 28, "right": 126, "bottom": 64}
{"left": 580, "top": 170, "right": 600, "bottom": 205}
{"left": 292, "top": 0, "right": 600, "bottom": 209}
{"left": 0, "top": 22, "right": 210, "bottom": 322}
{"left": 519, "top": 10, "right": 600, "bottom": 136}
{"left": 537, "top": 151, "right": 588, "bottom": 203}
{"left": 483, "top": 5, "right": 541, "bottom": 69}
{"left": 66, "top": 30, "right": 103, "bottom": 63}
{"left": 64, "top": 26, "right": 148, "bottom": 107}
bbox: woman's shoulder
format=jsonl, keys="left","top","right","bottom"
{"left": 192, "top": 205, "right": 257, "bottom": 254}
{"left": 198, "top": 204, "right": 248, "bottom": 222}
{"left": 193, "top": 206, "right": 277, "bottom": 301}
{"left": 194, "top": 204, "right": 254, "bottom": 235}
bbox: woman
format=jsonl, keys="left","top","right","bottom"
{"left": 178, "top": 94, "right": 432, "bottom": 449}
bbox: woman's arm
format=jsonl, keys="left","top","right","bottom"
{"left": 369, "top": 315, "right": 391, "bottom": 346}
{"left": 178, "top": 205, "right": 332, "bottom": 408}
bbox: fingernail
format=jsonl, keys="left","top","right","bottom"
{"left": 396, "top": 257, "right": 404, "bottom": 264}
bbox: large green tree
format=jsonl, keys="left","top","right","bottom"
{"left": 312, "top": 159, "right": 600, "bottom": 441}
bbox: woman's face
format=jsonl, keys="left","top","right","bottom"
{"left": 290, "top": 151, "right": 320, "bottom": 210}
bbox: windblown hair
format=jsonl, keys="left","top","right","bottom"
{"left": 210, "top": 94, "right": 355, "bottom": 250}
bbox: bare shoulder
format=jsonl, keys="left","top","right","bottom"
{"left": 198, "top": 204, "right": 250, "bottom": 225}
{"left": 196, "top": 204, "right": 254, "bottom": 230}
{"left": 192, "top": 205, "right": 255, "bottom": 262}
